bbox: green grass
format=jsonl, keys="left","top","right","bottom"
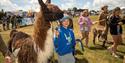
{"left": 0, "top": 16, "right": 125, "bottom": 63}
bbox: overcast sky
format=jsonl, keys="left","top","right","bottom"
{"left": 0, "top": 0, "right": 125, "bottom": 12}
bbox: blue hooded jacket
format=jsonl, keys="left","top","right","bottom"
{"left": 53, "top": 26, "right": 76, "bottom": 56}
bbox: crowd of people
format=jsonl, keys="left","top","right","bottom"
{"left": 0, "top": 13, "right": 34, "bottom": 31}
{"left": 1, "top": 14, "right": 23, "bottom": 31}
{"left": 0, "top": 5, "right": 125, "bottom": 63}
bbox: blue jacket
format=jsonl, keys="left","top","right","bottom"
{"left": 53, "top": 26, "right": 76, "bottom": 56}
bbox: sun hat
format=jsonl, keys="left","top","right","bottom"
{"left": 60, "top": 16, "right": 71, "bottom": 22}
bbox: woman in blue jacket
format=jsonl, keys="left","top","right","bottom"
{"left": 53, "top": 16, "right": 76, "bottom": 63}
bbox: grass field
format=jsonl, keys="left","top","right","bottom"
{"left": 0, "top": 16, "right": 125, "bottom": 63}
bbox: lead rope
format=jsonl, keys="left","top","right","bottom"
{"left": 50, "top": 21, "right": 55, "bottom": 63}
{"left": 51, "top": 20, "right": 61, "bottom": 63}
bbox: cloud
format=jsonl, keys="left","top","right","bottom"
{"left": 0, "top": 0, "right": 21, "bottom": 11}
{"left": 92, "top": 0, "right": 125, "bottom": 10}
{"left": 83, "top": 2, "right": 91, "bottom": 9}
{"left": 30, "top": 0, "right": 53, "bottom": 12}
{"left": 60, "top": 0, "right": 78, "bottom": 10}
{"left": 0, "top": 0, "right": 36, "bottom": 11}
{"left": 30, "top": 0, "right": 46, "bottom": 4}
{"left": 1, "top": 0, "right": 125, "bottom": 12}
{"left": 0, "top": 0, "right": 82, "bottom": 11}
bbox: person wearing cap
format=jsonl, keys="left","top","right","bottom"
{"left": 97, "top": 5, "right": 109, "bottom": 47}
{"left": 53, "top": 16, "right": 76, "bottom": 63}
{"left": 78, "top": 10, "right": 93, "bottom": 47}
{"left": 99, "top": 5, "right": 109, "bottom": 26}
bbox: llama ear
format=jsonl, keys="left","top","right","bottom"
{"left": 45, "top": 0, "right": 51, "bottom": 4}
{"left": 38, "top": 0, "right": 46, "bottom": 6}
{"left": 10, "top": 29, "right": 18, "bottom": 38}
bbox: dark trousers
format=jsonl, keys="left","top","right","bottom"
{"left": 2, "top": 23, "right": 6, "bottom": 31}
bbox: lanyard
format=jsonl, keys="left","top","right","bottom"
{"left": 64, "top": 32, "right": 72, "bottom": 43}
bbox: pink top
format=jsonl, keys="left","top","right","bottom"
{"left": 78, "top": 16, "right": 92, "bottom": 32}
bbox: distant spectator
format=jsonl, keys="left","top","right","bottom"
{"left": 10, "top": 15, "right": 17, "bottom": 29}
{"left": 17, "top": 16, "right": 22, "bottom": 28}
{"left": 2, "top": 15, "right": 7, "bottom": 31}
{"left": 6, "top": 15, "right": 11, "bottom": 30}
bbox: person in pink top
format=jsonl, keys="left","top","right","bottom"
{"left": 78, "top": 10, "right": 93, "bottom": 47}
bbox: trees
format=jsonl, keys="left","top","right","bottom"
{"left": 0, "top": 9, "right": 5, "bottom": 24}
{"left": 0, "top": 9, "right": 5, "bottom": 20}
{"left": 73, "top": 7, "right": 77, "bottom": 12}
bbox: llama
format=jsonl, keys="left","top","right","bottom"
{"left": 8, "top": 0, "right": 63, "bottom": 63}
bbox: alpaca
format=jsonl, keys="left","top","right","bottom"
{"left": 92, "top": 21, "right": 109, "bottom": 47}
{"left": 0, "top": 34, "right": 11, "bottom": 56}
{"left": 8, "top": 0, "right": 63, "bottom": 63}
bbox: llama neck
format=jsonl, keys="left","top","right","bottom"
{"left": 33, "top": 10, "right": 51, "bottom": 50}
{"left": 37, "top": 28, "right": 54, "bottom": 63}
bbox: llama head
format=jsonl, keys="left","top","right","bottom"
{"left": 38, "top": 0, "right": 64, "bottom": 21}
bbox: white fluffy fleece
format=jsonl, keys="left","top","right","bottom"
{"left": 37, "top": 28, "right": 54, "bottom": 63}
{"left": 13, "top": 48, "right": 20, "bottom": 63}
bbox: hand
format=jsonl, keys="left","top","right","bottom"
{"left": 118, "top": 22, "right": 123, "bottom": 25}
{"left": 92, "top": 21, "right": 98, "bottom": 24}
{"left": 103, "top": 19, "right": 106, "bottom": 21}
{"left": 101, "top": 19, "right": 106, "bottom": 22}
{"left": 79, "top": 31, "right": 83, "bottom": 39}
{"left": 4, "top": 56, "right": 12, "bottom": 63}
{"left": 54, "top": 30, "right": 59, "bottom": 37}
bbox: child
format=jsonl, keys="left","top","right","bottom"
{"left": 108, "top": 7, "right": 123, "bottom": 58}
{"left": 53, "top": 16, "right": 76, "bottom": 63}
{"left": 78, "top": 10, "right": 92, "bottom": 47}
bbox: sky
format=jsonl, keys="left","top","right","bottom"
{"left": 0, "top": 0, "right": 125, "bottom": 12}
